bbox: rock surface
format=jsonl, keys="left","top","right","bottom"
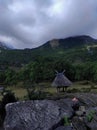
{"left": 4, "top": 93, "right": 97, "bottom": 130}
{"left": 4, "top": 99, "right": 74, "bottom": 130}
{"left": 54, "top": 126, "right": 72, "bottom": 130}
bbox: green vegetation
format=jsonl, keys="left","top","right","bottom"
{"left": 0, "top": 82, "right": 97, "bottom": 101}
{"left": 86, "top": 110, "right": 96, "bottom": 122}
{"left": 0, "top": 36, "right": 97, "bottom": 68}
{"left": 1, "top": 58, "right": 97, "bottom": 86}
{"left": 0, "top": 90, "right": 17, "bottom": 126}
{"left": 0, "top": 36, "right": 97, "bottom": 86}
{"left": 63, "top": 116, "right": 71, "bottom": 126}
{"left": 0, "top": 36, "right": 97, "bottom": 99}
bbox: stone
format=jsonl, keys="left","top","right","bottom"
{"left": 54, "top": 126, "right": 72, "bottom": 130}
{"left": 79, "top": 106, "right": 86, "bottom": 112}
{"left": 75, "top": 111, "right": 84, "bottom": 116}
{"left": 4, "top": 99, "right": 74, "bottom": 130}
{"left": 86, "top": 121, "right": 97, "bottom": 130}
{"left": 72, "top": 116, "right": 87, "bottom": 130}
{"left": 4, "top": 93, "right": 97, "bottom": 130}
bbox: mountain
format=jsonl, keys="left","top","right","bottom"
{"left": 0, "top": 42, "right": 12, "bottom": 50}
{"left": 38, "top": 35, "right": 97, "bottom": 50}
{"left": 0, "top": 35, "right": 97, "bottom": 67}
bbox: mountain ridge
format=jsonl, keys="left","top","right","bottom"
{"left": 0, "top": 35, "right": 97, "bottom": 67}
{"left": 37, "top": 35, "right": 97, "bottom": 50}
{"left": 0, "top": 41, "right": 12, "bottom": 50}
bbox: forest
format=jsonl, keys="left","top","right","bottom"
{"left": 1, "top": 56, "right": 97, "bottom": 87}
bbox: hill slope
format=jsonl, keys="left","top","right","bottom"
{"left": 0, "top": 35, "right": 97, "bottom": 67}
{"left": 38, "top": 35, "right": 97, "bottom": 49}
{"left": 0, "top": 42, "right": 11, "bottom": 50}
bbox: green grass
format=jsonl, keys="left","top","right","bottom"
{"left": 0, "top": 87, "right": 27, "bottom": 100}
{"left": 10, "top": 88, "right": 27, "bottom": 100}
{"left": 1, "top": 81, "right": 97, "bottom": 100}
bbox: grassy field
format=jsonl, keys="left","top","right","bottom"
{"left": 0, "top": 81, "right": 97, "bottom": 100}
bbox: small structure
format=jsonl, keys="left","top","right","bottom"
{"left": 52, "top": 70, "right": 72, "bottom": 92}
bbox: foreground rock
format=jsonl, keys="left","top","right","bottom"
{"left": 4, "top": 93, "right": 97, "bottom": 130}
{"left": 4, "top": 99, "right": 74, "bottom": 130}
{"left": 55, "top": 126, "right": 72, "bottom": 130}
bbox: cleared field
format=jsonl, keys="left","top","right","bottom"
{"left": 0, "top": 81, "right": 97, "bottom": 100}
{"left": 10, "top": 87, "right": 27, "bottom": 100}
{"left": 0, "top": 87, "right": 27, "bottom": 100}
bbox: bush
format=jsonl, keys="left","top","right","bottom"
{"left": 63, "top": 116, "right": 71, "bottom": 126}
{"left": 79, "top": 81, "right": 90, "bottom": 85}
{"left": 67, "top": 88, "right": 78, "bottom": 93}
{"left": 0, "top": 90, "right": 17, "bottom": 126}
{"left": 86, "top": 110, "right": 96, "bottom": 122}
{"left": 26, "top": 88, "right": 47, "bottom": 100}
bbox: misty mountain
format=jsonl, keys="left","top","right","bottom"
{"left": 0, "top": 42, "right": 12, "bottom": 50}
{"left": 0, "top": 35, "right": 97, "bottom": 67}
{"left": 38, "top": 35, "right": 97, "bottom": 50}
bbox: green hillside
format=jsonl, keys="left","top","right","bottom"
{"left": 0, "top": 35, "right": 97, "bottom": 68}
{"left": 0, "top": 35, "right": 97, "bottom": 86}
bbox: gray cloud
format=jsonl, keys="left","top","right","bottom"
{"left": 0, "top": 0, "right": 97, "bottom": 49}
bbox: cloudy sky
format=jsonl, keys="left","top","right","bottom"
{"left": 0, "top": 0, "right": 97, "bottom": 49}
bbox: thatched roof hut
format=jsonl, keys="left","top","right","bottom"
{"left": 52, "top": 71, "right": 72, "bottom": 92}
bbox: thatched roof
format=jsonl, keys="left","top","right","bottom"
{"left": 52, "top": 71, "right": 72, "bottom": 87}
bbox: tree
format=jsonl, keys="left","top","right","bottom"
{"left": 5, "top": 69, "right": 17, "bottom": 86}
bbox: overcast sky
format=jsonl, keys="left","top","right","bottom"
{"left": 0, "top": 0, "right": 97, "bottom": 49}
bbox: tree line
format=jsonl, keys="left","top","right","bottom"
{"left": 0, "top": 57, "right": 97, "bottom": 86}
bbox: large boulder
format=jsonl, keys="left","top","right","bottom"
{"left": 4, "top": 99, "right": 74, "bottom": 130}
{"left": 4, "top": 93, "right": 97, "bottom": 130}
{"left": 54, "top": 126, "right": 72, "bottom": 130}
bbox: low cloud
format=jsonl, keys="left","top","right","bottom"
{"left": 0, "top": 0, "right": 97, "bottom": 49}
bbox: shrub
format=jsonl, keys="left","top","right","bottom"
{"left": 0, "top": 90, "right": 17, "bottom": 126}
{"left": 26, "top": 88, "right": 47, "bottom": 100}
{"left": 86, "top": 110, "right": 96, "bottom": 122}
{"left": 63, "top": 116, "right": 70, "bottom": 126}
